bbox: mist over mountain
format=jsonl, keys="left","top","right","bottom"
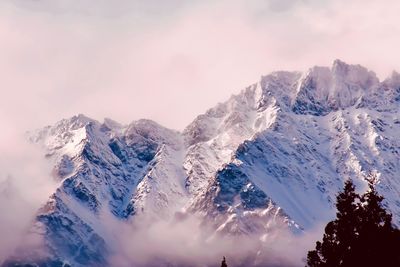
{"left": 2, "top": 60, "right": 400, "bottom": 266}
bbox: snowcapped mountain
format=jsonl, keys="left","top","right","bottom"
{"left": 4, "top": 59, "right": 400, "bottom": 266}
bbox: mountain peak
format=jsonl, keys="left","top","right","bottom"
{"left": 69, "top": 113, "right": 95, "bottom": 125}
{"left": 102, "top": 118, "right": 123, "bottom": 130}
{"left": 331, "top": 58, "right": 349, "bottom": 71}
{"left": 291, "top": 60, "right": 379, "bottom": 115}
{"left": 126, "top": 119, "right": 183, "bottom": 150}
{"left": 331, "top": 59, "right": 379, "bottom": 87}
{"left": 383, "top": 70, "right": 400, "bottom": 88}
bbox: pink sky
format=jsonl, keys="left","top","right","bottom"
{"left": 1, "top": 0, "right": 400, "bottom": 131}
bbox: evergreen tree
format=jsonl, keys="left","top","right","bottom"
{"left": 221, "top": 256, "right": 228, "bottom": 267}
{"left": 351, "top": 182, "right": 400, "bottom": 266}
{"left": 307, "top": 178, "right": 400, "bottom": 267}
{"left": 307, "top": 180, "right": 359, "bottom": 267}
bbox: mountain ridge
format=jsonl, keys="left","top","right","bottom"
{"left": 4, "top": 59, "right": 400, "bottom": 267}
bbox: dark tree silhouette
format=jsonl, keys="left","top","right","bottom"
{"left": 307, "top": 178, "right": 400, "bottom": 267}
{"left": 221, "top": 256, "right": 228, "bottom": 267}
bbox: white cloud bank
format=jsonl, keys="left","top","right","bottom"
{"left": 0, "top": 130, "right": 56, "bottom": 260}
{"left": 101, "top": 212, "right": 325, "bottom": 267}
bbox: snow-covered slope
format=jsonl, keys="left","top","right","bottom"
{"left": 4, "top": 60, "right": 400, "bottom": 266}
{"left": 186, "top": 60, "right": 400, "bottom": 235}
{"left": 4, "top": 115, "right": 186, "bottom": 266}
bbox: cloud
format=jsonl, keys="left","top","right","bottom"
{"left": 102, "top": 211, "right": 325, "bottom": 267}
{"left": 0, "top": 130, "right": 56, "bottom": 261}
